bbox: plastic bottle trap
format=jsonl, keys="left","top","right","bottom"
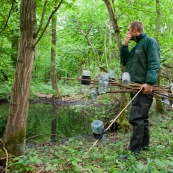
{"left": 91, "top": 120, "right": 106, "bottom": 139}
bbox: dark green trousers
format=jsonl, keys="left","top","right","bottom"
{"left": 129, "top": 93, "right": 153, "bottom": 153}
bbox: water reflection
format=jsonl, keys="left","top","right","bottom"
{"left": 0, "top": 100, "right": 119, "bottom": 143}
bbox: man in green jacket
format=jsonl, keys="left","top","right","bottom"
{"left": 120, "top": 21, "right": 160, "bottom": 156}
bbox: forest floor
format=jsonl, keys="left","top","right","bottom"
{"left": 4, "top": 99, "right": 173, "bottom": 172}
{"left": 1, "top": 84, "right": 173, "bottom": 172}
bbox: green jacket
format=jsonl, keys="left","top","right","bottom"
{"left": 120, "top": 33, "right": 160, "bottom": 85}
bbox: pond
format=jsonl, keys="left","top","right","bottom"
{"left": 0, "top": 97, "right": 119, "bottom": 143}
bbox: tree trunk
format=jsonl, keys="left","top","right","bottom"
{"left": 4, "top": 0, "right": 36, "bottom": 156}
{"left": 51, "top": 14, "right": 60, "bottom": 95}
{"left": 155, "top": 73, "right": 164, "bottom": 113}
{"left": 103, "top": 0, "right": 129, "bottom": 131}
{"left": 103, "top": 0, "right": 122, "bottom": 50}
{"left": 155, "top": 0, "right": 164, "bottom": 113}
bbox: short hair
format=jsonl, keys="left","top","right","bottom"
{"left": 130, "top": 21, "right": 144, "bottom": 33}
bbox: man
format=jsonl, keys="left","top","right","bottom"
{"left": 120, "top": 21, "right": 160, "bottom": 156}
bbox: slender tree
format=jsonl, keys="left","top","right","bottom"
{"left": 155, "top": 0, "right": 164, "bottom": 113}
{"left": 103, "top": 0, "right": 129, "bottom": 131}
{"left": 50, "top": 12, "right": 60, "bottom": 143}
{"left": 51, "top": 13, "right": 59, "bottom": 95}
{"left": 103, "top": 0, "right": 122, "bottom": 50}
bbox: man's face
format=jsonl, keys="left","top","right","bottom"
{"left": 127, "top": 25, "right": 137, "bottom": 40}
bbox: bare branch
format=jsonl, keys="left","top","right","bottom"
{"left": 0, "top": 0, "right": 15, "bottom": 34}
{"left": 34, "top": 0, "right": 48, "bottom": 38}
{"left": 25, "top": 133, "right": 65, "bottom": 141}
{"left": 80, "top": 29, "right": 96, "bottom": 53}
{"left": 34, "top": 0, "right": 63, "bottom": 47}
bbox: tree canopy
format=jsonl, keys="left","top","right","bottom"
{"left": 0, "top": 0, "right": 172, "bottom": 83}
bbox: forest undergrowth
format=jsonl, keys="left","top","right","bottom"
{"left": 1, "top": 83, "right": 173, "bottom": 172}
{"left": 6, "top": 104, "right": 173, "bottom": 173}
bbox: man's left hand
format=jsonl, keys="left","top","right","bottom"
{"left": 140, "top": 84, "right": 153, "bottom": 94}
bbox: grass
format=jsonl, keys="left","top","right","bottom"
{"left": 30, "top": 81, "right": 82, "bottom": 96}
{"left": 7, "top": 104, "right": 173, "bottom": 173}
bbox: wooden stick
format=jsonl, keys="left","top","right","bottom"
{"left": 82, "top": 88, "right": 142, "bottom": 158}
{"left": 108, "top": 90, "right": 137, "bottom": 93}
{"left": 105, "top": 88, "right": 142, "bottom": 131}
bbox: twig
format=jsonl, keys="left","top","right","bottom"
{"left": 0, "top": 139, "right": 8, "bottom": 173}
{"left": 83, "top": 109, "right": 90, "bottom": 116}
{"left": 0, "top": 157, "right": 6, "bottom": 161}
{"left": 34, "top": 0, "right": 63, "bottom": 47}
{"left": 154, "top": 92, "right": 173, "bottom": 100}
{"left": 34, "top": 0, "right": 48, "bottom": 38}
{"left": 108, "top": 89, "right": 137, "bottom": 93}
{"left": 36, "top": 167, "right": 44, "bottom": 173}
{"left": 25, "top": 139, "right": 40, "bottom": 144}
{"left": 0, "top": 0, "right": 15, "bottom": 33}
{"left": 25, "top": 134, "right": 65, "bottom": 141}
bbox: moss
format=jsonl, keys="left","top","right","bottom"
{"left": 5, "top": 128, "right": 26, "bottom": 156}
{"left": 0, "top": 148, "right": 5, "bottom": 158}
{"left": 117, "top": 93, "right": 130, "bottom": 132}
{"left": 119, "top": 120, "right": 130, "bottom": 132}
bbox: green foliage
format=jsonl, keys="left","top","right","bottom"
{"left": 30, "top": 82, "right": 55, "bottom": 95}
{"left": 8, "top": 150, "right": 41, "bottom": 173}
{"left": 0, "top": 0, "right": 19, "bottom": 82}
{"left": 4, "top": 96, "right": 173, "bottom": 172}
{"left": 0, "top": 81, "right": 12, "bottom": 99}
{"left": 32, "top": 0, "right": 173, "bottom": 87}
{"left": 7, "top": 108, "right": 173, "bottom": 172}
{"left": 0, "top": 103, "right": 8, "bottom": 137}
{"left": 0, "top": 0, "right": 172, "bottom": 88}
{"left": 0, "top": 0, "right": 173, "bottom": 171}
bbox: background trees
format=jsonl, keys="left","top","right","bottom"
{"left": 1, "top": 0, "right": 173, "bottom": 84}
{"left": 1, "top": 0, "right": 172, "bottom": 84}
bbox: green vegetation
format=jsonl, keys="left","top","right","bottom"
{"left": 0, "top": 0, "right": 173, "bottom": 172}
{"left": 7, "top": 106, "right": 173, "bottom": 172}
{"left": 1, "top": 84, "right": 172, "bottom": 172}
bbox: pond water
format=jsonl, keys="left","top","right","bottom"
{"left": 0, "top": 99, "right": 119, "bottom": 143}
